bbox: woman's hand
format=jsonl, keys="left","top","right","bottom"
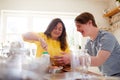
{"left": 53, "top": 54, "right": 71, "bottom": 66}
{"left": 38, "top": 37, "right": 48, "bottom": 51}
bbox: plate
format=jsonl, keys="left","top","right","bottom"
{"left": 62, "top": 67, "right": 71, "bottom": 72}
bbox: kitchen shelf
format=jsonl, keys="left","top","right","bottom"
{"left": 103, "top": 6, "right": 120, "bottom": 17}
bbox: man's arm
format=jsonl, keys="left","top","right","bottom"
{"left": 90, "top": 50, "right": 111, "bottom": 66}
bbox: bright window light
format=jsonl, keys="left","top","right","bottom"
{"left": 0, "top": 10, "right": 82, "bottom": 48}
{"left": 7, "top": 17, "right": 28, "bottom": 33}
{"left": 33, "top": 17, "right": 51, "bottom": 32}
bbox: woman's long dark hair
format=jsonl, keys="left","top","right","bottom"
{"left": 44, "top": 18, "right": 67, "bottom": 51}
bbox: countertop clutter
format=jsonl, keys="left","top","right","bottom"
{"left": 0, "top": 41, "right": 120, "bottom": 80}
{"left": 44, "top": 72, "right": 120, "bottom": 80}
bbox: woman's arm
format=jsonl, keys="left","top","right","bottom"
{"left": 22, "top": 32, "right": 39, "bottom": 41}
{"left": 22, "top": 32, "right": 48, "bottom": 51}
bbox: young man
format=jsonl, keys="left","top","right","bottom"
{"left": 57, "top": 12, "right": 120, "bottom": 76}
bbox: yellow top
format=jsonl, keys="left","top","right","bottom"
{"left": 24, "top": 32, "right": 70, "bottom": 58}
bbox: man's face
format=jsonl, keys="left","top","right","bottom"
{"left": 75, "top": 21, "right": 91, "bottom": 37}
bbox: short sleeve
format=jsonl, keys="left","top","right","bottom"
{"left": 100, "top": 33, "right": 116, "bottom": 53}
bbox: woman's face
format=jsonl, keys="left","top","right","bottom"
{"left": 51, "top": 22, "right": 63, "bottom": 40}
{"left": 75, "top": 21, "right": 91, "bottom": 37}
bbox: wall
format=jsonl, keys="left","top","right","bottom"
{"left": 108, "top": 0, "right": 116, "bottom": 9}
{"left": 0, "top": 0, "right": 109, "bottom": 27}
{"left": 114, "top": 28, "right": 120, "bottom": 44}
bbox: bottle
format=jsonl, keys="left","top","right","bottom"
{"left": 42, "top": 51, "right": 50, "bottom": 66}
{"left": 40, "top": 51, "right": 51, "bottom": 73}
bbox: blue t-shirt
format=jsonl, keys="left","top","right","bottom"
{"left": 85, "top": 30, "right": 120, "bottom": 76}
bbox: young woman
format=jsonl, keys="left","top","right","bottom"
{"left": 22, "top": 18, "right": 70, "bottom": 66}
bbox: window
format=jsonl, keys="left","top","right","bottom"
{"left": 0, "top": 10, "right": 82, "bottom": 48}
{"left": 7, "top": 17, "right": 28, "bottom": 33}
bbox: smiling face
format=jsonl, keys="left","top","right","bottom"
{"left": 51, "top": 22, "right": 63, "bottom": 40}
{"left": 75, "top": 12, "right": 98, "bottom": 40}
{"left": 75, "top": 21, "right": 91, "bottom": 37}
